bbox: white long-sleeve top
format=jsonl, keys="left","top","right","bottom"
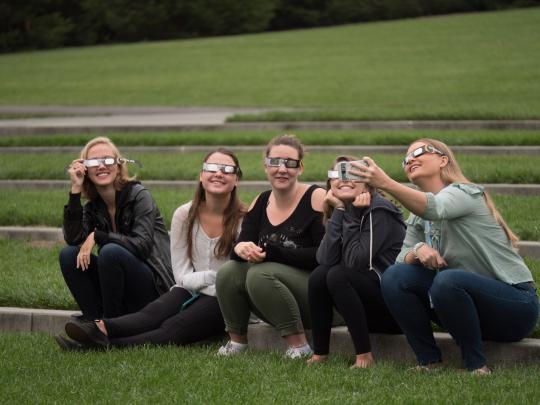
{"left": 170, "top": 201, "right": 239, "bottom": 297}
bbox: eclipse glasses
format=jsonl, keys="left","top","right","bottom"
{"left": 264, "top": 157, "right": 301, "bottom": 169}
{"left": 202, "top": 162, "right": 239, "bottom": 175}
{"left": 402, "top": 145, "right": 444, "bottom": 168}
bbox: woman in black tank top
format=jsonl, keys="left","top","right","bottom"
{"left": 215, "top": 135, "right": 326, "bottom": 358}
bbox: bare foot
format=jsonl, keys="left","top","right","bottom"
{"left": 307, "top": 354, "right": 328, "bottom": 366}
{"left": 350, "top": 352, "right": 375, "bottom": 369}
{"left": 471, "top": 365, "right": 491, "bottom": 375}
{"left": 96, "top": 320, "right": 108, "bottom": 336}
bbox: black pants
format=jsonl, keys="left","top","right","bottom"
{"left": 104, "top": 287, "right": 225, "bottom": 347}
{"left": 59, "top": 244, "right": 159, "bottom": 319}
{"left": 308, "top": 264, "right": 401, "bottom": 355}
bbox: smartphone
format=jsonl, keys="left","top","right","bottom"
{"left": 338, "top": 160, "right": 367, "bottom": 181}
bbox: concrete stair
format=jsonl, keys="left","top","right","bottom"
{"left": 2, "top": 306, "right": 540, "bottom": 367}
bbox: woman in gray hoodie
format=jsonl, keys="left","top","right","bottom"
{"left": 308, "top": 156, "right": 405, "bottom": 368}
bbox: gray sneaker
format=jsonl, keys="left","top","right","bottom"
{"left": 285, "top": 344, "right": 313, "bottom": 359}
{"left": 217, "top": 341, "right": 248, "bottom": 356}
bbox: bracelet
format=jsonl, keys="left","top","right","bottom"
{"left": 412, "top": 242, "right": 425, "bottom": 260}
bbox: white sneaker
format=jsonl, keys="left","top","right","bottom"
{"left": 217, "top": 340, "right": 248, "bottom": 356}
{"left": 285, "top": 344, "right": 313, "bottom": 359}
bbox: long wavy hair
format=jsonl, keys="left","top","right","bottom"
{"left": 186, "top": 148, "right": 247, "bottom": 261}
{"left": 78, "top": 136, "right": 135, "bottom": 201}
{"left": 413, "top": 138, "right": 519, "bottom": 246}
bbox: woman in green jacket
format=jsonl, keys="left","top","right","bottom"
{"left": 350, "top": 138, "right": 538, "bottom": 375}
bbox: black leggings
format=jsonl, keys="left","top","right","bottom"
{"left": 308, "top": 264, "right": 401, "bottom": 355}
{"left": 104, "top": 287, "right": 225, "bottom": 347}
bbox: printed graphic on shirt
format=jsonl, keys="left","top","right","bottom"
{"left": 259, "top": 226, "right": 302, "bottom": 249}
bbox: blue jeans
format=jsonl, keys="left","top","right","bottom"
{"left": 381, "top": 264, "right": 539, "bottom": 370}
{"left": 59, "top": 244, "right": 159, "bottom": 319}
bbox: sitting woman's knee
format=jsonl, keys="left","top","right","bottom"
{"left": 58, "top": 245, "right": 80, "bottom": 271}
{"left": 429, "top": 270, "right": 464, "bottom": 301}
{"left": 215, "top": 260, "right": 240, "bottom": 291}
{"left": 380, "top": 263, "right": 412, "bottom": 295}
{"left": 97, "top": 243, "right": 128, "bottom": 266}
{"left": 308, "top": 265, "right": 330, "bottom": 291}
{"left": 325, "top": 265, "right": 349, "bottom": 294}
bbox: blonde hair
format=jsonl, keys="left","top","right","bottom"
{"left": 413, "top": 138, "right": 519, "bottom": 246}
{"left": 78, "top": 136, "right": 135, "bottom": 201}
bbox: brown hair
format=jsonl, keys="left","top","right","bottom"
{"left": 322, "top": 155, "right": 375, "bottom": 223}
{"left": 413, "top": 138, "right": 519, "bottom": 246}
{"left": 78, "top": 136, "right": 135, "bottom": 200}
{"left": 265, "top": 134, "right": 305, "bottom": 160}
{"left": 186, "top": 148, "right": 246, "bottom": 261}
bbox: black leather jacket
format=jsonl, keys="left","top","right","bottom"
{"left": 63, "top": 181, "right": 175, "bottom": 294}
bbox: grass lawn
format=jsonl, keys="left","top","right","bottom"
{"left": 3, "top": 333, "right": 540, "bottom": 404}
{"left": 1, "top": 236, "right": 540, "bottom": 313}
{"left": 0, "top": 9, "right": 539, "bottom": 119}
{"left": 1, "top": 189, "right": 539, "bottom": 241}
{"left": 2, "top": 151, "right": 540, "bottom": 183}
{"left": 1, "top": 130, "right": 540, "bottom": 147}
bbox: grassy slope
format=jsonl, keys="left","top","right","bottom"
{"left": 3, "top": 334, "right": 540, "bottom": 404}
{"left": 2, "top": 151, "right": 539, "bottom": 183}
{"left": 0, "top": 9, "right": 539, "bottom": 118}
{"left": 1, "top": 130, "right": 540, "bottom": 146}
{"left": 0, "top": 238, "right": 539, "bottom": 325}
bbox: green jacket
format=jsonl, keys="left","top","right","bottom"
{"left": 396, "top": 183, "right": 532, "bottom": 284}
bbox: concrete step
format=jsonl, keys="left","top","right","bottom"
{"left": 2, "top": 145, "right": 540, "bottom": 155}
{"left": 248, "top": 322, "right": 540, "bottom": 367}
{"left": 1, "top": 180, "right": 540, "bottom": 196}
{"left": 2, "top": 120, "right": 540, "bottom": 135}
{"left": 1, "top": 226, "right": 539, "bottom": 258}
{"left": 2, "top": 306, "right": 539, "bottom": 367}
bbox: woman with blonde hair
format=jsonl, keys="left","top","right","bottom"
{"left": 351, "top": 138, "right": 538, "bottom": 374}
{"left": 58, "top": 148, "right": 246, "bottom": 350}
{"left": 59, "top": 136, "right": 174, "bottom": 320}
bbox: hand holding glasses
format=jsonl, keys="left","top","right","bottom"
{"left": 83, "top": 157, "right": 142, "bottom": 168}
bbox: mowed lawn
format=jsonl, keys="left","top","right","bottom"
{"left": 2, "top": 151, "right": 540, "bottom": 183}
{"left": 0, "top": 8, "right": 539, "bottom": 119}
{"left": 3, "top": 333, "right": 540, "bottom": 404}
{"left": 1, "top": 130, "right": 540, "bottom": 147}
{"left": 1, "top": 188, "right": 539, "bottom": 241}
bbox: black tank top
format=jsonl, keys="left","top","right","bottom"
{"left": 255, "top": 184, "right": 321, "bottom": 250}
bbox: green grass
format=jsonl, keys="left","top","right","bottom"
{"left": 2, "top": 237, "right": 539, "bottom": 334}
{"left": 0, "top": 188, "right": 259, "bottom": 229}
{"left": 3, "top": 334, "right": 540, "bottom": 404}
{"left": 0, "top": 9, "right": 539, "bottom": 119}
{"left": 2, "top": 151, "right": 540, "bottom": 183}
{"left": 1, "top": 189, "right": 539, "bottom": 240}
{"left": 1, "top": 129, "right": 540, "bottom": 147}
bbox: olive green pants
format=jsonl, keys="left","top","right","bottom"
{"left": 216, "top": 260, "right": 311, "bottom": 337}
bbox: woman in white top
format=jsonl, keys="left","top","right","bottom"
{"left": 60, "top": 148, "right": 246, "bottom": 349}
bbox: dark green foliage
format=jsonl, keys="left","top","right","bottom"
{"left": 1, "top": 0, "right": 538, "bottom": 52}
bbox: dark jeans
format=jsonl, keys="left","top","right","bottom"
{"left": 104, "top": 287, "right": 224, "bottom": 347}
{"left": 59, "top": 244, "right": 158, "bottom": 319}
{"left": 308, "top": 264, "right": 401, "bottom": 355}
{"left": 381, "top": 264, "right": 539, "bottom": 370}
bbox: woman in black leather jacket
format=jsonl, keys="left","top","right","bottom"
{"left": 59, "top": 137, "right": 174, "bottom": 320}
